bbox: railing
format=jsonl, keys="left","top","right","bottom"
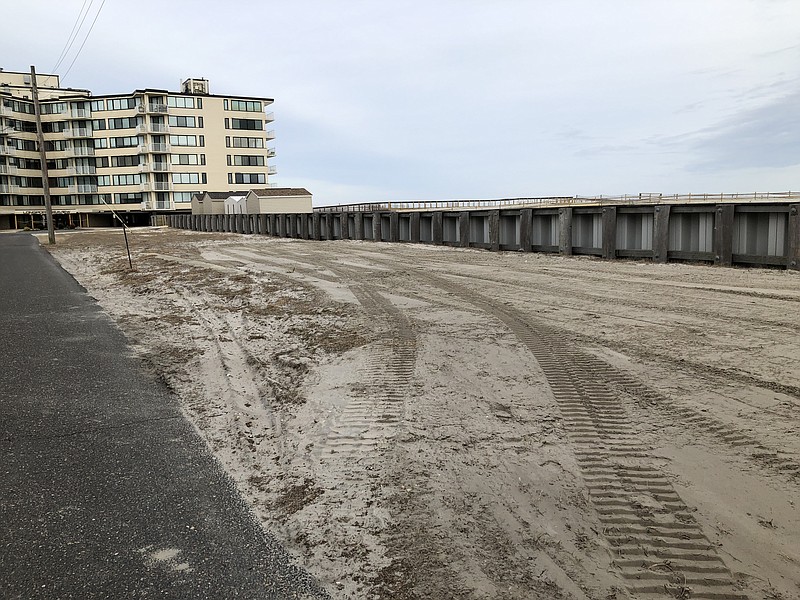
{"left": 267, "top": 165, "right": 277, "bottom": 175}
{"left": 265, "top": 130, "right": 276, "bottom": 140}
{"left": 0, "top": 184, "right": 20, "bottom": 194}
{"left": 150, "top": 123, "right": 169, "bottom": 133}
{"left": 314, "top": 191, "right": 800, "bottom": 212}
{"left": 264, "top": 111, "right": 275, "bottom": 121}
{"left": 0, "top": 164, "right": 18, "bottom": 175}
{"left": 67, "top": 166, "right": 96, "bottom": 175}
{"left": 71, "top": 146, "right": 95, "bottom": 156}
{"left": 153, "top": 182, "right": 172, "bottom": 191}
{"left": 155, "top": 201, "right": 171, "bottom": 210}
{"left": 152, "top": 162, "right": 169, "bottom": 172}
{"left": 0, "top": 145, "right": 16, "bottom": 155}
{"left": 137, "top": 144, "right": 148, "bottom": 154}
{"left": 68, "top": 184, "right": 98, "bottom": 194}
{"left": 70, "top": 108, "right": 91, "bottom": 118}
{"left": 63, "top": 128, "right": 92, "bottom": 138}
{"left": 139, "top": 183, "right": 151, "bottom": 192}
{"left": 148, "top": 103, "right": 168, "bottom": 114}
{"left": 150, "top": 143, "right": 169, "bottom": 152}
{"left": 267, "top": 147, "right": 276, "bottom": 157}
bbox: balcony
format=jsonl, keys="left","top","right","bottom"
{"left": 264, "top": 111, "right": 275, "bottom": 122}
{"left": 153, "top": 182, "right": 172, "bottom": 191}
{"left": 0, "top": 184, "right": 20, "bottom": 194}
{"left": 266, "top": 147, "right": 276, "bottom": 157}
{"left": 147, "top": 103, "right": 168, "bottom": 114}
{"left": 140, "top": 199, "right": 154, "bottom": 210}
{"left": 68, "top": 184, "right": 98, "bottom": 194}
{"left": 155, "top": 201, "right": 171, "bottom": 210}
{"left": 0, "top": 146, "right": 17, "bottom": 156}
{"left": 265, "top": 129, "right": 276, "bottom": 140}
{"left": 63, "top": 127, "right": 93, "bottom": 138}
{"left": 138, "top": 163, "right": 169, "bottom": 173}
{"left": 67, "top": 165, "right": 97, "bottom": 175}
{"left": 137, "top": 144, "right": 148, "bottom": 154}
{"left": 0, "top": 164, "right": 18, "bottom": 175}
{"left": 70, "top": 108, "right": 91, "bottom": 119}
{"left": 150, "top": 143, "right": 169, "bottom": 153}
{"left": 139, "top": 183, "right": 151, "bottom": 192}
{"left": 0, "top": 105, "right": 12, "bottom": 117}
{"left": 72, "top": 146, "right": 95, "bottom": 157}
{"left": 136, "top": 123, "right": 168, "bottom": 135}
{"left": 267, "top": 165, "right": 277, "bottom": 175}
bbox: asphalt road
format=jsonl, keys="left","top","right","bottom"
{"left": 0, "top": 233, "right": 329, "bottom": 599}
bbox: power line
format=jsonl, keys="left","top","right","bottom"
{"left": 60, "top": 0, "right": 107, "bottom": 85}
{"left": 49, "top": 0, "right": 93, "bottom": 76}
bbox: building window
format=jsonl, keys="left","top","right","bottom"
{"left": 111, "top": 155, "right": 140, "bottom": 167}
{"left": 108, "top": 117, "right": 139, "bottom": 129}
{"left": 229, "top": 172, "right": 266, "bottom": 185}
{"left": 107, "top": 98, "right": 137, "bottom": 110}
{"left": 93, "top": 138, "right": 109, "bottom": 149}
{"left": 96, "top": 157, "right": 110, "bottom": 168}
{"left": 114, "top": 192, "right": 143, "bottom": 203}
{"left": 166, "top": 96, "right": 195, "bottom": 109}
{"left": 90, "top": 100, "right": 105, "bottom": 111}
{"left": 230, "top": 100, "right": 262, "bottom": 112}
{"left": 110, "top": 136, "right": 141, "bottom": 148}
{"left": 168, "top": 115, "right": 196, "bottom": 128}
{"left": 233, "top": 155, "right": 265, "bottom": 166}
{"left": 169, "top": 135, "right": 197, "bottom": 147}
{"left": 172, "top": 172, "right": 201, "bottom": 184}
{"left": 112, "top": 174, "right": 141, "bottom": 186}
{"left": 171, "top": 154, "right": 198, "bottom": 165}
{"left": 96, "top": 175, "right": 111, "bottom": 186}
{"left": 91, "top": 119, "right": 107, "bottom": 130}
{"left": 231, "top": 118, "right": 262, "bottom": 130}
{"left": 231, "top": 136, "right": 264, "bottom": 148}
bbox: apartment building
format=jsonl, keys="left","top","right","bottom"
{"left": 0, "top": 69, "right": 275, "bottom": 229}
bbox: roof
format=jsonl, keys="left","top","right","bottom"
{"left": 205, "top": 191, "right": 242, "bottom": 199}
{"left": 250, "top": 188, "right": 311, "bottom": 197}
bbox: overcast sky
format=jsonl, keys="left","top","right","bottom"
{"left": 4, "top": 1, "right": 799, "bottom": 205}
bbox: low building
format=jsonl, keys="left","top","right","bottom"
{"left": 224, "top": 194, "right": 247, "bottom": 214}
{"left": 192, "top": 191, "right": 239, "bottom": 215}
{"left": 0, "top": 69, "right": 276, "bottom": 229}
{"left": 245, "top": 188, "right": 312, "bottom": 214}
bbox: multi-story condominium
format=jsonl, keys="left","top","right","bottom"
{"left": 0, "top": 69, "right": 275, "bottom": 229}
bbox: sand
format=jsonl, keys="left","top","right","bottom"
{"left": 46, "top": 227, "right": 800, "bottom": 600}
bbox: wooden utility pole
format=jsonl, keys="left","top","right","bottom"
{"left": 30, "top": 65, "right": 55, "bottom": 245}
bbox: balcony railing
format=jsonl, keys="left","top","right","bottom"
{"left": 147, "top": 103, "right": 168, "bottom": 114}
{"left": 264, "top": 111, "right": 275, "bottom": 121}
{"left": 0, "top": 164, "right": 18, "bottom": 175}
{"left": 140, "top": 199, "right": 154, "bottom": 210}
{"left": 267, "top": 165, "right": 277, "bottom": 175}
{"left": 63, "top": 128, "right": 93, "bottom": 138}
{"left": 67, "top": 165, "right": 96, "bottom": 175}
{"left": 135, "top": 123, "right": 168, "bottom": 134}
{"left": 68, "top": 184, "right": 98, "bottom": 194}
{"left": 152, "top": 162, "right": 169, "bottom": 172}
{"left": 265, "top": 130, "right": 276, "bottom": 140}
{"left": 0, "top": 146, "right": 17, "bottom": 155}
{"left": 150, "top": 143, "right": 169, "bottom": 153}
{"left": 0, "top": 184, "right": 20, "bottom": 194}
{"left": 153, "top": 182, "right": 172, "bottom": 191}
{"left": 139, "top": 183, "right": 151, "bottom": 192}
{"left": 70, "top": 108, "right": 91, "bottom": 119}
{"left": 137, "top": 144, "right": 148, "bottom": 154}
{"left": 155, "top": 201, "right": 171, "bottom": 210}
{"left": 71, "top": 147, "right": 95, "bottom": 156}
{"left": 267, "top": 147, "right": 276, "bottom": 157}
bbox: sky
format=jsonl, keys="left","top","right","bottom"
{"left": 3, "top": 0, "right": 799, "bottom": 205}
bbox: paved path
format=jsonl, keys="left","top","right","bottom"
{"left": 0, "top": 234, "right": 328, "bottom": 599}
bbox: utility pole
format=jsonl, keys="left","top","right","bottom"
{"left": 30, "top": 65, "right": 55, "bottom": 245}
